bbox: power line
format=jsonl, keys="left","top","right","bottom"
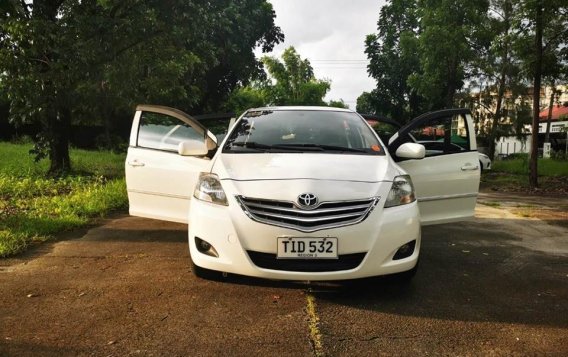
{"left": 313, "top": 67, "right": 368, "bottom": 69}
{"left": 310, "top": 59, "right": 368, "bottom": 61}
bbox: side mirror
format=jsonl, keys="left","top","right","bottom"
{"left": 395, "top": 142, "right": 425, "bottom": 159}
{"left": 178, "top": 140, "right": 208, "bottom": 156}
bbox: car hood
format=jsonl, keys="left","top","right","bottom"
{"left": 213, "top": 153, "right": 395, "bottom": 182}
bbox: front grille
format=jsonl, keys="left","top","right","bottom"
{"left": 236, "top": 196, "right": 380, "bottom": 232}
{"left": 247, "top": 251, "right": 366, "bottom": 272}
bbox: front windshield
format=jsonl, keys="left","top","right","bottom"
{"left": 223, "top": 109, "right": 384, "bottom": 155}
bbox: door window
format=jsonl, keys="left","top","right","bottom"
{"left": 409, "top": 114, "right": 470, "bottom": 157}
{"left": 137, "top": 112, "right": 203, "bottom": 152}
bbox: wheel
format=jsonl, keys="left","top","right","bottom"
{"left": 479, "top": 160, "right": 484, "bottom": 173}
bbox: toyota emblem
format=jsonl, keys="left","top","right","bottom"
{"left": 298, "top": 193, "right": 318, "bottom": 209}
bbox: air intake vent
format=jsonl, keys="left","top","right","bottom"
{"left": 236, "top": 196, "right": 379, "bottom": 232}
{"left": 247, "top": 251, "right": 366, "bottom": 272}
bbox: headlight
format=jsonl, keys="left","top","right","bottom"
{"left": 384, "top": 175, "right": 416, "bottom": 208}
{"left": 193, "top": 173, "right": 228, "bottom": 205}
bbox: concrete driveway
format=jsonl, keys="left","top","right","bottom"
{"left": 1, "top": 194, "right": 567, "bottom": 356}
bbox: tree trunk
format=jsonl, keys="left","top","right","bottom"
{"left": 445, "top": 58, "right": 458, "bottom": 108}
{"left": 101, "top": 85, "right": 112, "bottom": 149}
{"left": 489, "top": 1, "right": 513, "bottom": 160}
{"left": 36, "top": 0, "right": 72, "bottom": 176}
{"left": 47, "top": 107, "right": 71, "bottom": 175}
{"left": 488, "top": 71, "right": 507, "bottom": 160}
{"left": 529, "top": 1, "right": 543, "bottom": 188}
{"left": 487, "top": 1, "right": 511, "bottom": 161}
{"left": 544, "top": 83, "right": 555, "bottom": 143}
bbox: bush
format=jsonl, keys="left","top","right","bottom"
{"left": 504, "top": 153, "right": 529, "bottom": 161}
{"left": 551, "top": 150, "right": 567, "bottom": 160}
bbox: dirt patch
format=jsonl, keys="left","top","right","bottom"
{"left": 477, "top": 191, "right": 568, "bottom": 229}
{"left": 510, "top": 207, "right": 568, "bottom": 228}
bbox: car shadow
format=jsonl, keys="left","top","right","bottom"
{"left": 10, "top": 213, "right": 565, "bottom": 329}
{"left": 84, "top": 215, "right": 568, "bottom": 330}
{"left": 310, "top": 220, "right": 568, "bottom": 329}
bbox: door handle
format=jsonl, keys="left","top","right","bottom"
{"left": 461, "top": 164, "right": 479, "bottom": 171}
{"left": 128, "top": 160, "right": 145, "bottom": 167}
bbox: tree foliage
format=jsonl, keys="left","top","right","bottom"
{"left": 362, "top": 0, "right": 423, "bottom": 123}
{"left": 513, "top": 0, "right": 568, "bottom": 187}
{"left": 355, "top": 91, "right": 378, "bottom": 114}
{"left": 262, "top": 47, "right": 331, "bottom": 106}
{"left": 226, "top": 46, "right": 345, "bottom": 114}
{"left": 409, "top": 0, "right": 490, "bottom": 108}
{"left": 0, "top": 0, "right": 283, "bottom": 175}
{"left": 363, "top": 0, "right": 567, "bottom": 187}
{"left": 328, "top": 99, "right": 349, "bottom": 109}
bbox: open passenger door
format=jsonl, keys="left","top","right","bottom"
{"left": 387, "top": 109, "right": 480, "bottom": 225}
{"left": 125, "top": 105, "right": 217, "bottom": 223}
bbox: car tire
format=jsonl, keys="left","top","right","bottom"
{"left": 479, "top": 160, "right": 484, "bottom": 173}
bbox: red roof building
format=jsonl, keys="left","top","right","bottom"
{"left": 539, "top": 105, "right": 568, "bottom": 121}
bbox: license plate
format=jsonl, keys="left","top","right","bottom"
{"left": 277, "top": 237, "right": 338, "bottom": 259}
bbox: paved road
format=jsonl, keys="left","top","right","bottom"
{"left": 1, "top": 197, "right": 567, "bottom": 356}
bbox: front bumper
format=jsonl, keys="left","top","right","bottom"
{"left": 188, "top": 181, "right": 421, "bottom": 281}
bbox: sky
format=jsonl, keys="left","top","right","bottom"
{"left": 254, "top": 0, "right": 386, "bottom": 109}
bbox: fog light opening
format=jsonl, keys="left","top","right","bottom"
{"left": 393, "top": 240, "right": 416, "bottom": 260}
{"left": 195, "top": 237, "right": 219, "bottom": 258}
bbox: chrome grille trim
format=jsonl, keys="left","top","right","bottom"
{"left": 243, "top": 201, "right": 372, "bottom": 215}
{"left": 236, "top": 196, "right": 380, "bottom": 232}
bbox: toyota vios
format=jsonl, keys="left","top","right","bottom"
{"left": 126, "top": 106, "right": 480, "bottom": 281}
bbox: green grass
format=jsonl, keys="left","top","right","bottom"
{"left": 482, "top": 171, "right": 568, "bottom": 189}
{"left": 0, "top": 142, "right": 127, "bottom": 257}
{"left": 482, "top": 157, "right": 568, "bottom": 192}
{"left": 492, "top": 158, "right": 568, "bottom": 176}
{"left": 0, "top": 141, "right": 125, "bottom": 178}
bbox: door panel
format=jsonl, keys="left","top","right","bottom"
{"left": 391, "top": 109, "right": 480, "bottom": 225}
{"left": 126, "top": 148, "right": 210, "bottom": 223}
{"left": 397, "top": 151, "right": 479, "bottom": 225}
{"left": 125, "top": 105, "right": 215, "bottom": 223}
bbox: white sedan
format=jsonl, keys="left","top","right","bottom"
{"left": 478, "top": 153, "right": 492, "bottom": 171}
{"left": 125, "top": 106, "right": 480, "bottom": 282}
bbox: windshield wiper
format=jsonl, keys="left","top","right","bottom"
{"left": 229, "top": 141, "right": 273, "bottom": 150}
{"left": 226, "top": 142, "right": 370, "bottom": 153}
{"left": 275, "top": 143, "right": 368, "bottom": 153}
{"left": 227, "top": 141, "right": 308, "bottom": 152}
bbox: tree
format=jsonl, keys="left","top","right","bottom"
{"left": 364, "top": 0, "right": 424, "bottom": 122}
{"left": 543, "top": 84, "right": 561, "bottom": 144}
{"left": 226, "top": 84, "right": 269, "bottom": 116}
{"left": 328, "top": 99, "right": 349, "bottom": 109}
{"left": 514, "top": 0, "right": 568, "bottom": 187}
{"left": 355, "top": 91, "right": 378, "bottom": 114}
{"left": 408, "top": 0, "right": 490, "bottom": 109}
{"left": 0, "top": 0, "right": 283, "bottom": 175}
{"left": 479, "top": 0, "right": 521, "bottom": 160}
{"left": 261, "top": 47, "right": 331, "bottom": 106}
{"left": 225, "top": 47, "right": 348, "bottom": 112}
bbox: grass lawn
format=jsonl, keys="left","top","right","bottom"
{"left": 0, "top": 142, "right": 127, "bottom": 257}
{"left": 492, "top": 157, "right": 568, "bottom": 176}
{"left": 482, "top": 157, "right": 568, "bottom": 193}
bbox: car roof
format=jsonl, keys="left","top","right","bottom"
{"left": 247, "top": 106, "right": 354, "bottom": 113}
